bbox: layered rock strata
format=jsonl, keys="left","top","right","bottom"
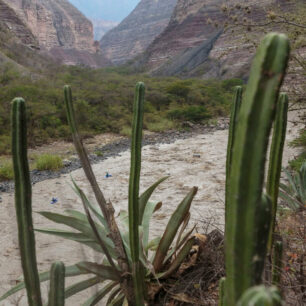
{"left": 100, "top": 0, "right": 178, "bottom": 65}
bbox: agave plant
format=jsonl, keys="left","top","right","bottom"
{"left": 279, "top": 161, "right": 306, "bottom": 210}
{"left": 1, "top": 83, "right": 197, "bottom": 305}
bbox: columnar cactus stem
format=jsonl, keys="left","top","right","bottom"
{"left": 64, "top": 86, "right": 131, "bottom": 301}
{"left": 225, "top": 33, "right": 290, "bottom": 305}
{"left": 218, "top": 277, "right": 226, "bottom": 306}
{"left": 128, "top": 82, "right": 145, "bottom": 305}
{"left": 11, "top": 98, "right": 43, "bottom": 306}
{"left": 48, "top": 262, "right": 65, "bottom": 306}
{"left": 226, "top": 86, "right": 242, "bottom": 216}
{"left": 272, "top": 240, "right": 283, "bottom": 286}
{"left": 267, "top": 93, "right": 288, "bottom": 251}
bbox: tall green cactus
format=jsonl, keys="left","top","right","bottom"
{"left": 128, "top": 82, "right": 145, "bottom": 305}
{"left": 48, "top": 262, "right": 65, "bottom": 306}
{"left": 267, "top": 93, "right": 289, "bottom": 251}
{"left": 11, "top": 98, "right": 43, "bottom": 306}
{"left": 237, "top": 286, "right": 282, "bottom": 306}
{"left": 225, "top": 33, "right": 290, "bottom": 305}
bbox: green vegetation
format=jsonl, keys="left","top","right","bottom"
{"left": 0, "top": 64, "right": 242, "bottom": 155}
{"left": 0, "top": 160, "right": 14, "bottom": 181}
{"left": 289, "top": 129, "right": 306, "bottom": 171}
{"left": 1, "top": 33, "right": 291, "bottom": 306}
{"left": 35, "top": 154, "right": 63, "bottom": 171}
{"left": 279, "top": 161, "right": 306, "bottom": 211}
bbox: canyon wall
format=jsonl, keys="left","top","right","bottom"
{"left": 137, "top": 0, "right": 299, "bottom": 79}
{"left": 100, "top": 0, "right": 178, "bottom": 65}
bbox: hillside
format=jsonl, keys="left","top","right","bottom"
{"left": 0, "top": 0, "right": 111, "bottom": 68}
{"left": 136, "top": 0, "right": 302, "bottom": 80}
{"left": 100, "top": 0, "right": 177, "bottom": 65}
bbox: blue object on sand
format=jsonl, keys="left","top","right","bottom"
{"left": 50, "top": 197, "right": 58, "bottom": 205}
{"left": 105, "top": 172, "right": 112, "bottom": 178}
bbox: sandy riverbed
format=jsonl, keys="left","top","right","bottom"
{"left": 0, "top": 120, "right": 302, "bottom": 305}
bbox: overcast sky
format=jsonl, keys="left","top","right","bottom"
{"left": 69, "top": 0, "right": 141, "bottom": 22}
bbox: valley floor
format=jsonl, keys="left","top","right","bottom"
{"left": 0, "top": 119, "right": 301, "bottom": 305}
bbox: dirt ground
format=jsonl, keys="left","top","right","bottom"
{"left": 0, "top": 118, "right": 302, "bottom": 305}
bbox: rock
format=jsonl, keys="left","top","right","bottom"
{"left": 1, "top": 0, "right": 111, "bottom": 68}
{"left": 62, "top": 159, "right": 72, "bottom": 167}
{"left": 134, "top": 0, "right": 297, "bottom": 80}
{"left": 100, "top": 0, "right": 177, "bottom": 65}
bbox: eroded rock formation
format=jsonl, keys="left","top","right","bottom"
{"left": 100, "top": 0, "right": 178, "bottom": 65}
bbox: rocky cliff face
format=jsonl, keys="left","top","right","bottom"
{"left": 0, "top": 0, "right": 111, "bottom": 68}
{"left": 2, "top": 0, "right": 94, "bottom": 52}
{"left": 139, "top": 0, "right": 297, "bottom": 79}
{"left": 100, "top": 0, "right": 178, "bottom": 65}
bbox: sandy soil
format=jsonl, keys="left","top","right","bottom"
{"left": 0, "top": 120, "right": 302, "bottom": 305}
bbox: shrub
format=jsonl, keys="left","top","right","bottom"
{"left": 167, "top": 106, "right": 212, "bottom": 123}
{"left": 35, "top": 154, "right": 63, "bottom": 171}
{"left": 0, "top": 160, "right": 14, "bottom": 181}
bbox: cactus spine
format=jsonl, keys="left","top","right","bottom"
{"left": 237, "top": 286, "right": 282, "bottom": 306}
{"left": 48, "top": 262, "right": 65, "bottom": 306}
{"left": 267, "top": 93, "right": 288, "bottom": 251}
{"left": 11, "top": 98, "right": 43, "bottom": 306}
{"left": 128, "top": 82, "right": 145, "bottom": 305}
{"left": 225, "top": 33, "right": 290, "bottom": 305}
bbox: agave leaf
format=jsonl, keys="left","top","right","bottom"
{"left": 106, "top": 287, "right": 121, "bottom": 305}
{"left": 145, "top": 237, "right": 161, "bottom": 252}
{"left": 118, "top": 210, "right": 132, "bottom": 263}
{"left": 153, "top": 187, "right": 197, "bottom": 272}
{"left": 109, "top": 293, "right": 124, "bottom": 306}
{"left": 65, "top": 277, "right": 102, "bottom": 299}
{"left": 0, "top": 263, "right": 89, "bottom": 301}
{"left": 174, "top": 212, "right": 190, "bottom": 255}
{"left": 37, "top": 212, "right": 116, "bottom": 257}
{"left": 142, "top": 201, "right": 162, "bottom": 251}
{"left": 77, "top": 262, "right": 120, "bottom": 282}
{"left": 71, "top": 179, "right": 109, "bottom": 230}
{"left": 279, "top": 190, "right": 300, "bottom": 210}
{"left": 163, "top": 224, "right": 196, "bottom": 265}
{"left": 82, "top": 282, "right": 118, "bottom": 306}
{"left": 159, "top": 237, "right": 195, "bottom": 279}
{"left": 283, "top": 168, "right": 298, "bottom": 194}
{"left": 279, "top": 182, "right": 292, "bottom": 194}
{"left": 35, "top": 229, "right": 101, "bottom": 252}
{"left": 139, "top": 177, "right": 169, "bottom": 224}
{"left": 35, "top": 228, "right": 93, "bottom": 242}
{"left": 119, "top": 210, "right": 129, "bottom": 231}
{"left": 64, "top": 209, "right": 89, "bottom": 222}
{"left": 75, "top": 183, "right": 119, "bottom": 272}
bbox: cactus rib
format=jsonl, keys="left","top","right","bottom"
{"left": 267, "top": 93, "right": 288, "bottom": 251}
{"left": 11, "top": 98, "right": 43, "bottom": 306}
{"left": 48, "top": 262, "right": 65, "bottom": 306}
{"left": 225, "top": 33, "right": 290, "bottom": 305}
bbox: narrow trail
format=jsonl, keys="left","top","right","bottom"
{"left": 0, "top": 120, "right": 301, "bottom": 305}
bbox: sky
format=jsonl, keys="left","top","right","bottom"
{"left": 68, "top": 0, "right": 141, "bottom": 22}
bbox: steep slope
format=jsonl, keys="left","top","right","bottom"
{"left": 100, "top": 0, "right": 177, "bottom": 65}
{"left": 139, "top": 0, "right": 298, "bottom": 79}
{"left": 0, "top": 0, "right": 111, "bottom": 68}
{"left": 2, "top": 0, "right": 94, "bottom": 51}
